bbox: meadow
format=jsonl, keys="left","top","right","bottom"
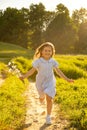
{"left": 0, "top": 42, "right": 33, "bottom": 63}
{"left": 54, "top": 55, "right": 87, "bottom": 129}
{"left": 0, "top": 42, "right": 87, "bottom": 129}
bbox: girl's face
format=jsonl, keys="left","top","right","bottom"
{"left": 41, "top": 46, "right": 53, "bottom": 60}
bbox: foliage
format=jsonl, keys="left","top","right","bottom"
{"left": 71, "top": 8, "right": 87, "bottom": 54}
{"left": 0, "top": 75, "right": 27, "bottom": 130}
{"left": 11, "top": 57, "right": 37, "bottom": 81}
{"left": 72, "top": 8, "right": 87, "bottom": 25}
{"left": 0, "top": 3, "right": 87, "bottom": 53}
{"left": 0, "top": 62, "right": 8, "bottom": 78}
{"left": 44, "top": 4, "right": 78, "bottom": 54}
{"left": 28, "top": 3, "right": 46, "bottom": 49}
{"left": 0, "top": 54, "right": 87, "bottom": 129}
{"left": 76, "top": 22, "right": 87, "bottom": 54}
{"left": 0, "top": 7, "right": 29, "bottom": 48}
{"left": 54, "top": 55, "right": 87, "bottom": 129}
{"left": 55, "top": 55, "right": 87, "bottom": 79}
{"left": 10, "top": 57, "right": 32, "bottom": 73}
{"left": 55, "top": 78, "right": 87, "bottom": 129}
{"left": 0, "top": 62, "right": 7, "bottom": 72}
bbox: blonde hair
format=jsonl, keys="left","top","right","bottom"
{"left": 34, "top": 42, "right": 55, "bottom": 59}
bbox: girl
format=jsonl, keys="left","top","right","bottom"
{"left": 20, "top": 42, "right": 74, "bottom": 125}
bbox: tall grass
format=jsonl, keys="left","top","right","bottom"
{"left": 54, "top": 55, "right": 87, "bottom": 129}
{"left": 0, "top": 75, "right": 28, "bottom": 130}
{"left": 0, "top": 51, "right": 87, "bottom": 129}
{"left": 55, "top": 55, "right": 87, "bottom": 79}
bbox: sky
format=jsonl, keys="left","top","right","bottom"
{"left": 0, "top": 0, "right": 87, "bottom": 14}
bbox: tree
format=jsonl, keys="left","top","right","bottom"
{"left": 75, "top": 22, "right": 87, "bottom": 53}
{"left": 45, "top": 4, "right": 78, "bottom": 53}
{"left": 0, "top": 7, "right": 29, "bottom": 48}
{"left": 72, "top": 8, "right": 87, "bottom": 24}
{"left": 72, "top": 8, "right": 87, "bottom": 53}
{"left": 28, "top": 3, "right": 46, "bottom": 49}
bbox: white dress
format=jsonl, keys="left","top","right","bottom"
{"left": 32, "top": 57, "right": 59, "bottom": 98}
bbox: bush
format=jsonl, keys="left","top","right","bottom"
{"left": 59, "top": 64, "right": 87, "bottom": 79}
{"left": 9, "top": 57, "right": 37, "bottom": 81}
{"left": 55, "top": 55, "right": 87, "bottom": 79}
{"left": 55, "top": 78, "right": 87, "bottom": 129}
{"left": 10, "top": 56, "right": 32, "bottom": 73}
{"left": 0, "top": 62, "right": 8, "bottom": 78}
{"left": 0, "top": 75, "right": 28, "bottom": 130}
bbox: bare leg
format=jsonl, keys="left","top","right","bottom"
{"left": 39, "top": 97, "right": 45, "bottom": 103}
{"left": 46, "top": 94, "right": 53, "bottom": 115}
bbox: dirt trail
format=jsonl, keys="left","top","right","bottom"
{"left": 23, "top": 82, "right": 69, "bottom": 130}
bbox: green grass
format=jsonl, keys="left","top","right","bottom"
{"left": 54, "top": 55, "right": 87, "bottom": 129}
{"left": 0, "top": 44, "right": 87, "bottom": 130}
{"left": 0, "top": 75, "right": 28, "bottom": 130}
{"left": 55, "top": 55, "right": 87, "bottom": 79}
{"left": 9, "top": 54, "right": 87, "bottom": 129}
{"left": 0, "top": 42, "right": 34, "bottom": 63}
{"left": 55, "top": 78, "right": 87, "bottom": 129}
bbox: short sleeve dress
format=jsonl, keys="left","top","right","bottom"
{"left": 32, "top": 57, "right": 59, "bottom": 98}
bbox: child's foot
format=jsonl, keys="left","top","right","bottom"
{"left": 46, "top": 115, "right": 52, "bottom": 125}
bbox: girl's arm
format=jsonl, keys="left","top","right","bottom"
{"left": 20, "top": 67, "right": 36, "bottom": 80}
{"left": 54, "top": 67, "right": 74, "bottom": 82}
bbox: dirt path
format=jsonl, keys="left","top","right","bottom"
{"left": 22, "top": 82, "right": 69, "bottom": 130}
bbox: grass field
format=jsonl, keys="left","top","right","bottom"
{"left": 0, "top": 42, "right": 87, "bottom": 129}
{"left": 0, "top": 42, "right": 34, "bottom": 63}
{"left": 54, "top": 55, "right": 87, "bottom": 129}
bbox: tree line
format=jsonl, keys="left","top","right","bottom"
{"left": 0, "top": 3, "right": 87, "bottom": 54}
